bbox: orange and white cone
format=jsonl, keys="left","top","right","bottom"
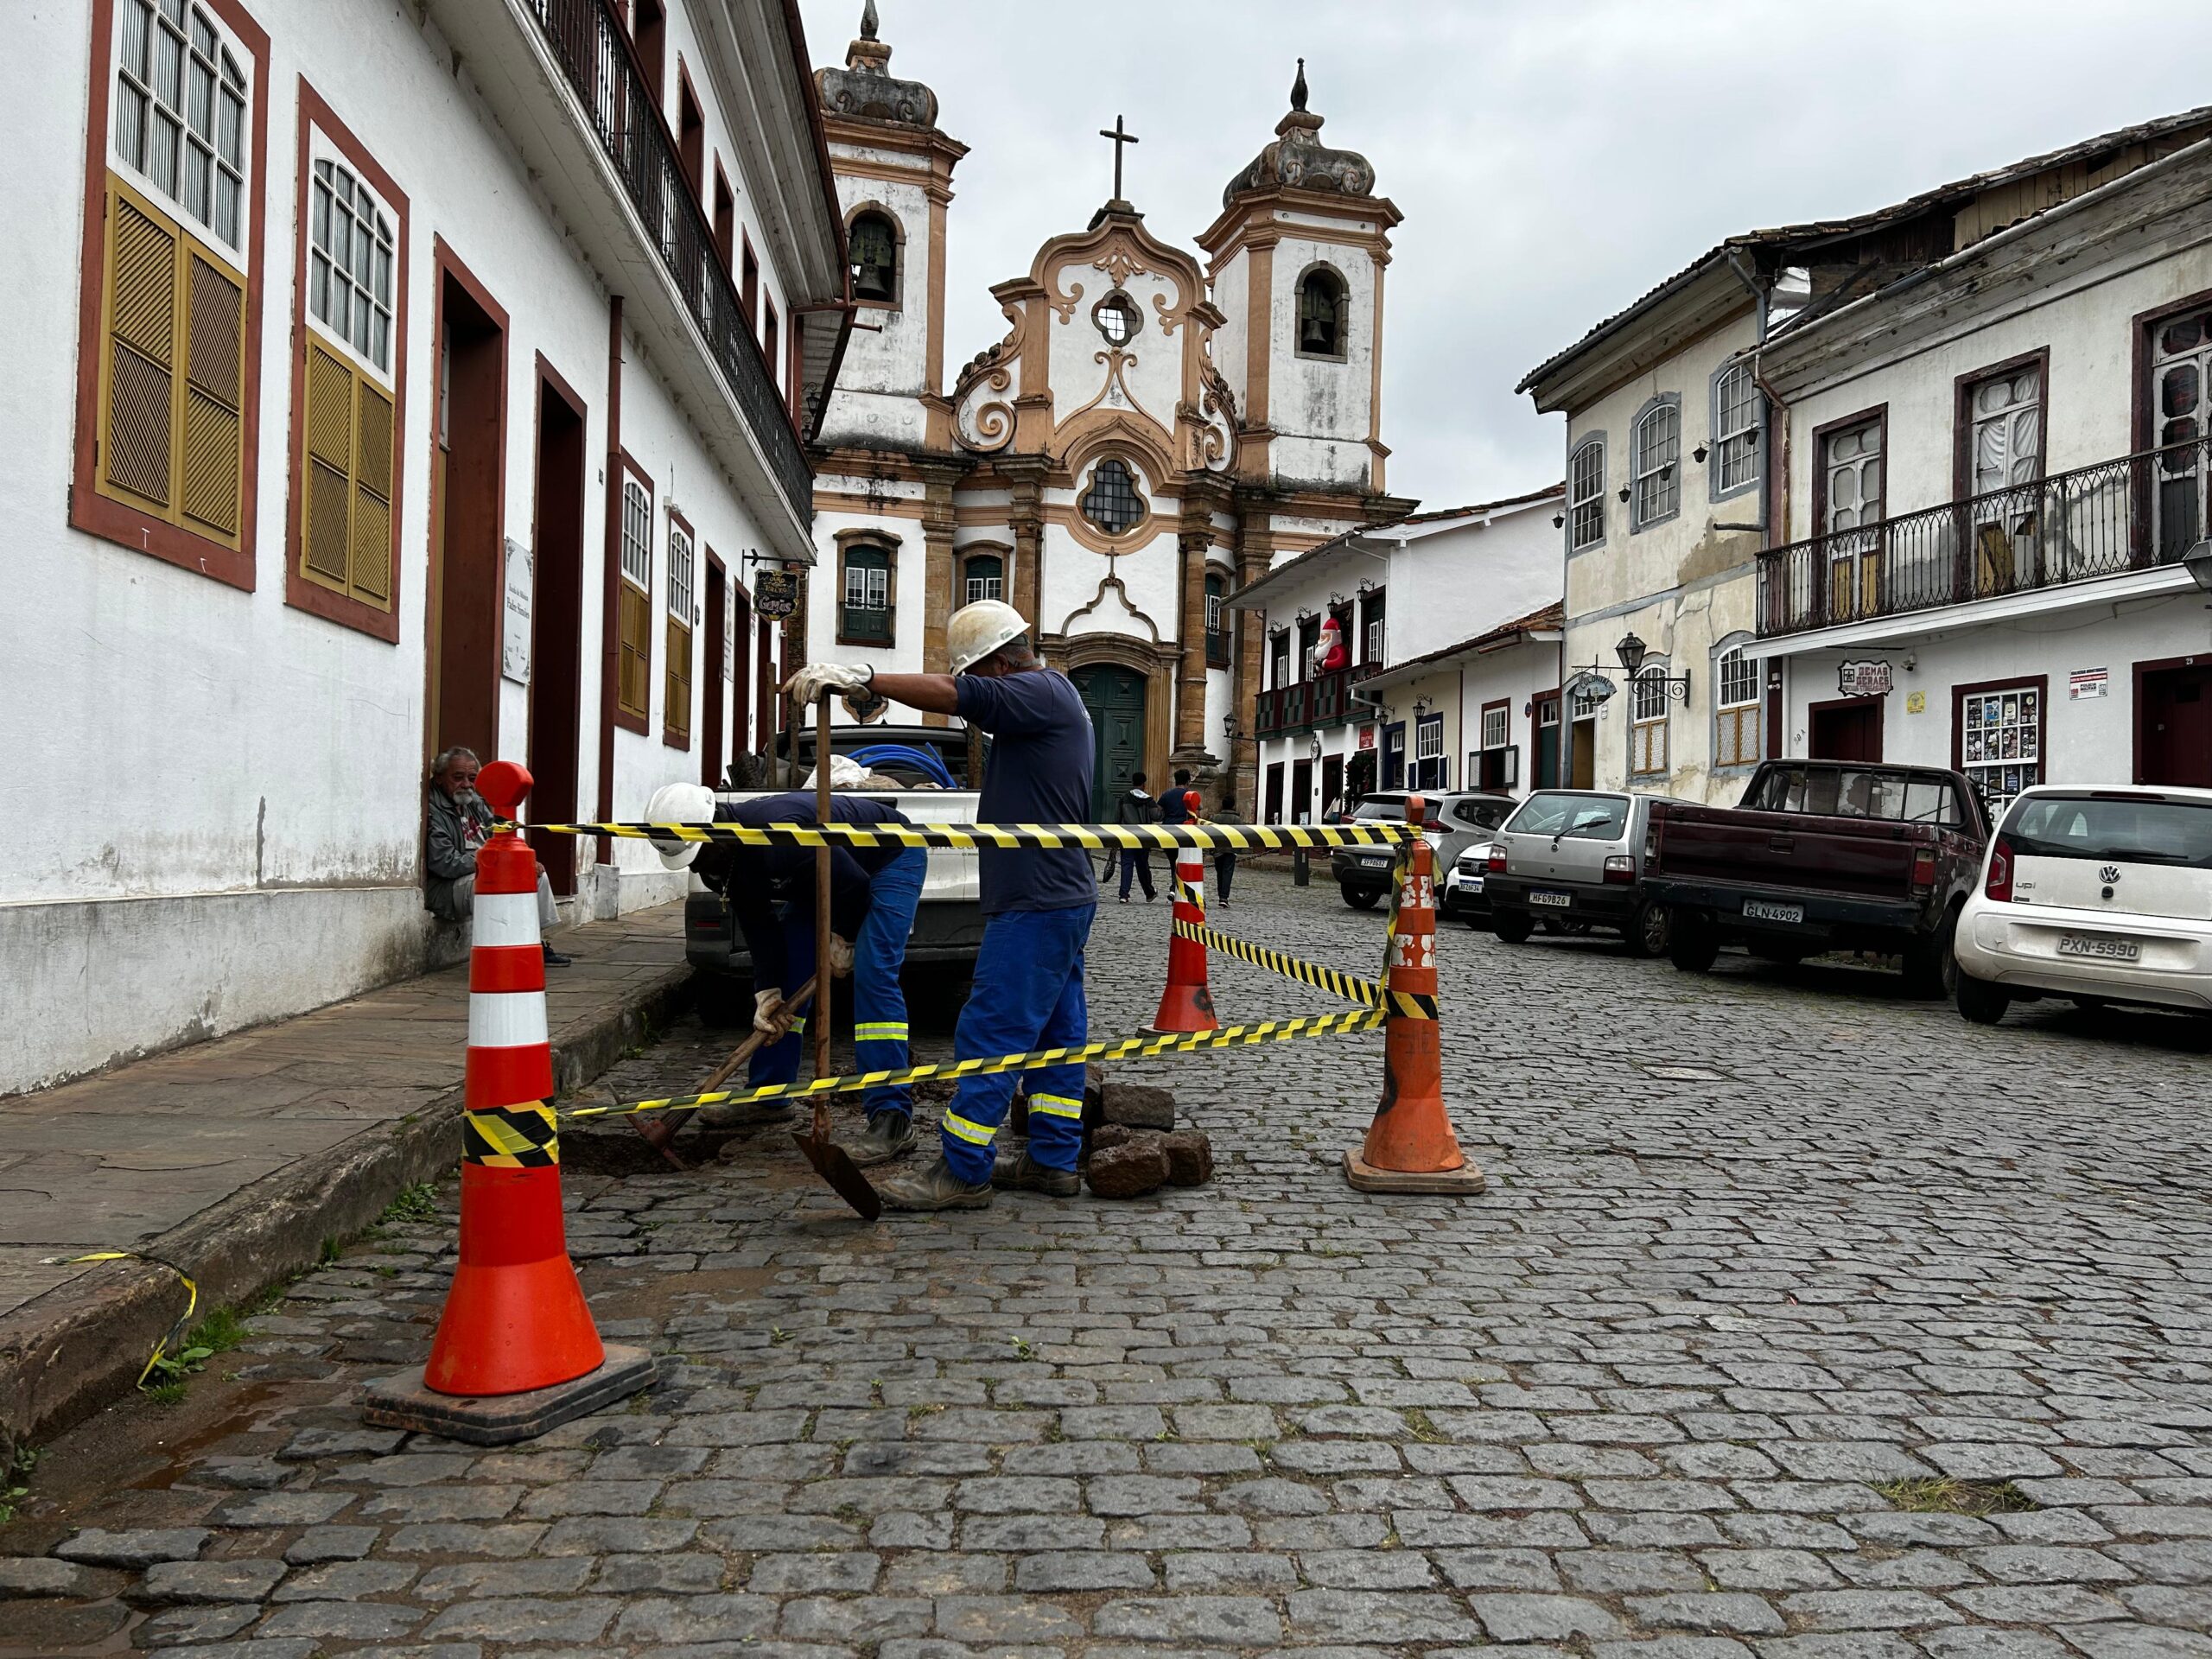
{"left": 1146, "top": 847, "right": 1219, "bottom": 1035}
{"left": 364, "top": 760, "right": 652, "bottom": 1443}
{"left": 1343, "top": 793, "right": 1484, "bottom": 1195}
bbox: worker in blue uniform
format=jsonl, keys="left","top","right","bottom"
{"left": 787, "top": 600, "right": 1096, "bottom": 1209}
{"left": 646, "top": 776, "right": 925, "bottom": 1166}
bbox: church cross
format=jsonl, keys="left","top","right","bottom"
{"left": 1098, "top": 114, "right": 1139, "bottom": 202}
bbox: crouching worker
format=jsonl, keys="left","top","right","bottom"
{"left": 786, "top": 599, "right": 1096, "bottom": 1211}
{"left": 645, "top": 771, "right": 925, "bottom": 1166}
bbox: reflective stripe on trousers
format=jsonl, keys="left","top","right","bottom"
{"left": 938, "top": 903, "right": 1095, "bottom": 1184}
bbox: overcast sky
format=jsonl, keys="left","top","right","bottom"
{"left": 796, "top": 0, "right": 2212, "bottom": 512}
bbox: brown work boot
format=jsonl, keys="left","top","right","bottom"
{"left": 991, "top": 1148, "right": 1079, "bottom": 1197}
{"left": 877, "top": 1154, "right": 995, "bottom": 1211}
{"left": 843, "top": 1112, "right": 916, "bottom": 1168}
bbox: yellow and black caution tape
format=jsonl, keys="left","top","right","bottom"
{"left": 1176, "top": 919, "right": 1383, "bottom": 1007}
{"left": 512, "top": 819, "right": 1416, "bottom": 853}
{"left": 563, "top": 1007, "right": 1387, "bottom": 1122}
{"left": 464, "top": 1103, "right": 560, "bottom": 1168}
{"left": 46, "top": 1249, "right": 198, "bottom": 1389}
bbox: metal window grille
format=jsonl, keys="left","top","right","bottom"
{"left": 1715, "top": 366, "right": 1760, "bottom": 493}
{"left": 620, "top": 478, "right": 652, "bottom": 590}
{"left": 1719, "top": 649, "right": 1758, "bottom": 709}
{"left": 667, "top": 523, "right": 693, "bottom": 619}
{"left": 1570, "top": 439, "right": 1605, "bottom": 549}
{"left": 1632, "top": 404, "right": 1680, "bottom": 525}
{"left": 963, "top": 555, "right": 1002, "bottom": 607}
{"left": 1095, "top": 292, "right": 1139, "bottom": 346}
{"left": 309, "top": 159, "right": 395, "bottom": 375}
{"left": 1633, "top": 666, "right": 1669, "bottom": 722}
{"left": 1081, "top": 459, "right": 1143, "bottom": 534}
{"left": 114, "top": 0, "right": 248, "bottom": 252}
{"left": 1961, "top": 685, "right": 2042, "bottom": 813}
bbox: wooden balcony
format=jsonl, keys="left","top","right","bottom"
{"left": 1255, "top": 663, "right": 1383, "bottom": 738}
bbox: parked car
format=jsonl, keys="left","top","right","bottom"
{"left": 1441, "top": 838, "right": 1502, "bottom": 925}
{"left": 1484, "top": 790, "right": 1674, "bottom": 956}
{"left": 1331, "top": 790, "right": 1516, "bottom": 910}
{"left": 1643, "top": 760, "right": 1991, "bottom": 996}
{"left": 685, "top": 725, "right": 985, "bottom": 1020}
{"left": 1955, "top": 783, "right": 2212, "bottom": 1024}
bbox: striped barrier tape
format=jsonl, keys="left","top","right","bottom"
{"left": 1174, "top": 918, "right": 1440, "bottom": 1022}
{"left": 511, "top": 820, "right": 1418, "bottom": 853}
{"left": 44, "top": 1249, "right": 199, "bottom": 1389}
{"left": 464, "top": 1103, "right": 560, "bottom": 1169}
{"left": 560, "top": 1006, "right": 1388, "bottom": 1123}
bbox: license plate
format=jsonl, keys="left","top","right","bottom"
{"left": 2057, "top": 933, "right": 2141, "bottom": 961}
{"left": 1361, "top": 855, "right": 1390, "bottom": 868}
{"left": 1529, "top": 890, "right": 1572, "bottom": 909}
{"left": 1744, "top": 899, "right": 1804, "bottom": 925}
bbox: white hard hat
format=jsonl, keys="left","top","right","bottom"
{"left": 946, "top": 599, "right": 1030, "bottom": 675}
{"left": 644, "top": 781, "right": 717, "bottom": 870}
{"left": 806, "top": 753, "right": 868, "bottom": 789}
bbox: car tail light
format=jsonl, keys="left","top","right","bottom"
{"left": 1603, "top": 854, "right": 1636, "bottom": 884}
{"left": 1910, "top": 845, "right": 1937, "bottom": 894}
{"left": 1487, "top": 846, "right": 1508, "bottom": 874}
{"left": 1985, "top": 836, "right": 2014, "bottom": 902}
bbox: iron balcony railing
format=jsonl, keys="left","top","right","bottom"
{"left": 1757, "top": 437, "right": 2212, "bottom": 639}
{"left": 526, "top": 0, "right": 816, "bottom": 529}
{"left": 1255, "top": 663, "right": 1383, "bottom": 738}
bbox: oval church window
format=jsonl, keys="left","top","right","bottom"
{"left": 1081, "top": 458, "right": 1144, "bottom": 535}
{"left": 1094, "top": 290, "right": 1140, "bottom": 346}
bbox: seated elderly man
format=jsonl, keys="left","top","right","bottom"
{"left": 423, "top": 747, "right": 571, "bottom": 966}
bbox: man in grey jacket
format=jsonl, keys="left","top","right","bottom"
{"left": 424, "top": 747, "right": 569, "bottom": 965}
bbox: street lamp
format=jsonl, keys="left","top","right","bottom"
{"left": 1614, "top": 632, "right": 1649, "bottom": 676}
{"left": 2184, "top": 540, "right": 2212, "bottom": 592}
{"left": 1221, "top": 711, "right": 1240, "bottom": 741}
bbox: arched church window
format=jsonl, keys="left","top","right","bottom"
{"left": 1094, "top": 290, "right": 1140, "bottom": 347}
{"left": 1080, "top": 459, "right": 1144, "bottom": 535}
{"left": 1297, "top": 266, "right": 1347, "bottom": 359}
{"left": 963, "top": 552, "right": 1004, "bottom": 607}
{"left": 849, "top": 211, "right": 898, "bottom": 303}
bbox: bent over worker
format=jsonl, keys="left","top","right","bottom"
{"left": 645, "top": 777, "right": 925, "bottom": 1167}
{"left": 787, "top": 599, "right": 1095, "bottom": 1210}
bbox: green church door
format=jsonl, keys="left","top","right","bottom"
{"left": 1072, "top": 664, "right": 1147, "bottom": 823}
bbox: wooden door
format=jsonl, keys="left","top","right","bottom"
{"left": 1320, "top": 753, "right": 1344, "bottom": 820}
{"left": 1809, "top": 697, "right": 1885, "bottom": 762}
{"left": 2141, "top": 664, "right": 2212, "bottom": 787}
{"left": 1072, "top": 664, "right": 1146, "bottom": 822}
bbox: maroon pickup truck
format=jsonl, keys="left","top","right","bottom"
{"left": 1643, "top": 760, "right": 1992, "bottom": 996}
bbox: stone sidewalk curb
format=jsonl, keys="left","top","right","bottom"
{"left": 0, "top": 960, "right": 690, "bottom": 1462}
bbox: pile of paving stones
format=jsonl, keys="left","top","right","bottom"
{"left": 1006, "top": 1067, "right": 1214, "bottom": 1199}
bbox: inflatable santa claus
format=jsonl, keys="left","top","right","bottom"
{"left": 1310, "top": 614, "right": 1350, "bottom": 675}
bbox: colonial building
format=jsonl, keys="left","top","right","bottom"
{"left": 800, "top": 13, "right": 1411, "bottom": 817}
{"left": 1522, "top": 105, "right": 2212, "bottom": 812}
{"left": 1230, "top": 489, "right": 1565, "bottom": 823}
{"left": 5, "top": 0, "right": 849, "bottom": 1093}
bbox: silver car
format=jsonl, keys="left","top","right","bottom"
{"left": 1330, "top": 790, "right": 1518, "bottom": 910}
{"left": 1484, "top": 789, "right": 1674, "bottom": 957}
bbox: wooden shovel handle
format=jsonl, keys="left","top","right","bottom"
{"left": 697, "top": 974, "right": 818, "bottom": 1096}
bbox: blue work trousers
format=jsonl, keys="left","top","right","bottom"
{"left": 748, "top": 912, "right": 816, "bottom": 1091}
{"left": 852, "top": 848, "right": 925, "bottom": 1122}
{"left": 939, "top": 905, "right": 1095, "bottom": 1184}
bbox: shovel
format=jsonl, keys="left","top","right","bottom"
{"left": 790, "top": 692, "right": 883, "bottom": 1221}
{"left": 633, "top": 975, "right": 818, "bottom": 1172}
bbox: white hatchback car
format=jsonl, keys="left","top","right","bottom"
{"left": 1955, "top": 783, "right": 2212, "bottom": 1024}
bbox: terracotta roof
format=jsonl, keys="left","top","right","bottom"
{"left": 1517, "top": 103, "right": 2212, "bottom": 395}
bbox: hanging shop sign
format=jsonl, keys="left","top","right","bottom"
{"left": 1837, "top": 659, "right": 1893, "bottom": 697}
{"left": 1357, "top": 726, "right": 1376, "bottom": 751}
{"left": 753, "top": 568, "right": 799, "bottom": 620}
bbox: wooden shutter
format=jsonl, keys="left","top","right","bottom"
{"left": 99, "top": 180, "right": 248, "bottom": 550}
{"left": 618, "top": 582, "right": 652, "bottom": 720}
{"left": 300, "top": 339, "right": 397, "bottom": 608}
{"left": 665, "top": 618, "right": 692, "bottom": 740}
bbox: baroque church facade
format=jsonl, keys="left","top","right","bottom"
{"left": 799, "top": 7, "right": 1412, "bottom": 816}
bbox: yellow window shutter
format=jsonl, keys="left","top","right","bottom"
{"left": 350, "top": 378, "right": 395, "bottom": 606}
{"left": 302, "top": 343, "right": 353, "bottom": 588}
{"left": 180, "top": 249, "right": 245, "bottom": 541}
{"left": 103, "top": 191, "right": 179, "bottom": 511}
{"left": 618, "top": 583, "right": 651, "bottom": 719}
{"left": 666, "top": 619, "right": 692, "bottom": 737}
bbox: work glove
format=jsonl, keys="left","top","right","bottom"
{"left": 784, "top": 663, "right": 874, "bottom": 705}
{"left": 843, "top": 687, "right": 889, "bottom": 725}
{"left": 829, "top": 935, "right": 855, "bottom": 978}
{"left": 753, "top": 988, "right": 784, "bottom": 1036}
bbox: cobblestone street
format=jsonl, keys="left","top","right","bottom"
{"left": 6, "top": 861, "right": 2212, "bottom": 1658}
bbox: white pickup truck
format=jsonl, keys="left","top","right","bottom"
{"left": 682, "top": 726, "right": 988, "bottom": 1015}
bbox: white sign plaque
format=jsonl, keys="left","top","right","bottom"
{"left": 501, "top": 537, "right": 532, "bottom": 685}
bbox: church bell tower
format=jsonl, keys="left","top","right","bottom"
{"left": 1198, "top": 60, "right": 1401, "bottom": 497}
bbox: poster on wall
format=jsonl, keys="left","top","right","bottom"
{"left": 501, "top": 538, "right": 532, "bottom": 685}
{"left": 2069, "top": 667, "right": 2108, "bottom": 700}
{"left": 1357, "top": 726, "right": 1376, "bottom": 751}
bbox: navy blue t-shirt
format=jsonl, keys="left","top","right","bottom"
{"left": 716, "top": 792, "right": 911, "bottom": 982}
{"left": 1158, "top": 785, "right": 1202, "bottom": 825}
{"left": 955, "top": 669, "right": 1096, "bottom": 914}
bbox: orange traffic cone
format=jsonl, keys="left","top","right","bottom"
{"left": 1146, "top": 847, "right": 1219, "bottom": 1035}
{"left": 364, "top": 760, "right": 652, "bottom": 1443}
{"left": 1343, "top": 793, "right": 1485, "bottom": 1195}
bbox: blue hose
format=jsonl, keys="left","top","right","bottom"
{"left": 849, "top": 743, "right": 957, "bottom": 788}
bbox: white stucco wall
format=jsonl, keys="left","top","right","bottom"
{"left": 0, "top": 0, "right": 806, "bottom": 1091}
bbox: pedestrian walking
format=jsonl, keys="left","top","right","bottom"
{"left": 785, "top": 599, "right": 1096, "bottom": 1211}
{"left": 645, "top": 771, "right": 925, "bottom": 1166}
{"left": 1114, "top": 772, "right": 1156, "bottom": 904}
{"left": 1211, "top": 787, "right": 1244, "bottom": 906}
